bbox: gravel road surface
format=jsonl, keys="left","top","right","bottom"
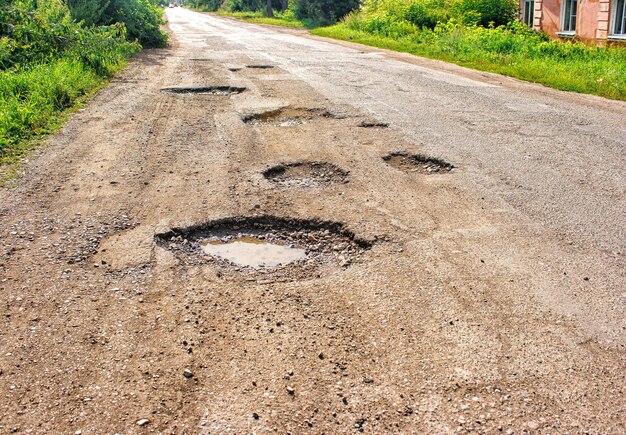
{"left": 0, "top": 8, "right": 624, "bottom": 433}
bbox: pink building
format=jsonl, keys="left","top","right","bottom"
{"left": 520, "top": 0, "right": 626, "bottom": 43}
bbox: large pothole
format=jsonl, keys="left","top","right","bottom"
{"left": 383, "top": 152, "right": 454, "bottom": 174}
{"left": 161, "top": 86, "right": 246, "bottom": 95}
{"left": 246, "top": 64, "right": 274, "bottom": 69}
{"left": 263, "top": 162, "right": 349, "bottom": 187}
{"left": 242, "top": 107, "right": 346, "bottom": 127}
{"left": 154, "top": 216, "right": 371, "bottom": 278}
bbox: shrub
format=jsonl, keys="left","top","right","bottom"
{"left": 190, "top": 0, "right": 224, "bottom": 11}
{"left": 452, "top": 0, "right": 519, "bottom": 27}
{"left": 405, "top": 0, "right": 448, "bottom": 29}
{"left": 294, "top": 0, "right": 359, "bottom": 25}
{"left": 101, "top": 0, "right": 167, "bottom": 48}
{"left": 64, "top": 0, "right": 167, "bottom": 48}
{"left": 66, "top": 0, "right": 110, "bottom": 26}
{"left": 225, "top": 0, "right": 263, "bottom": 12}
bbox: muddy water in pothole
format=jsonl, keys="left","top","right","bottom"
{"left": 200, "top": 236, "right": 307, "bottom": 268}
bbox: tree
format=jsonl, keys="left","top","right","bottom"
{"left": 294, "top": 0, "right": 359, "bottom": 25}
{"left": 66, "top": 0, "right": 110, "bottom": 26}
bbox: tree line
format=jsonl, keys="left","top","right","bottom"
{"left": 191, "top": 0, "right": 360, "bottom": 26}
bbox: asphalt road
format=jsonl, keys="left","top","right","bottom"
{"left": 0, "top": 8, "right": 624, "bottom": 433}
{"left": 170, "top": 10, "right": 626, "bottom": 255}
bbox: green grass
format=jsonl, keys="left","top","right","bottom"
{"left": 312, "top": 22, "right": 626, "bottom": 100}
{"left": 0, "top": 1, "right": 149, "bottom": 183}
{"left": 213, "top": 10, "right": 313, "bottom": 29}
{"left": 0, "top": 54, "right": 133, "bottom": 183}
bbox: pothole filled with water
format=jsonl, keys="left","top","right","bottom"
{"left": 200, "top": 236, "right": 307, "bottom": 268}
{"left": 263, "top": 162, "right": 349, "bottom": 187}
{"left": 383, "top": 152, "right": 454, "bottom": 174}
{"left": 161, "top": 86, "right": 246, "bottom": 95}
{"left": 242, "top": 107, "right": 346, "bottom": 127}
{"left": 154, "top": 216, "right": 371, "bottom": 278}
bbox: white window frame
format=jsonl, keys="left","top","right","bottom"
{"left": 522, "top": 0, "right": 535, "bottom": 26}
{"left": 609, "top": 0, "right": 626, "bottom": 39}
{"left": 558, "top": 0, "right": 578, "bottom": 37}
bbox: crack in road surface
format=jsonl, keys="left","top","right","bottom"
{"left": 0, "top": 7, "right": 624, "bottom": 434}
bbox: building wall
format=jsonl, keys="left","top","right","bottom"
{"left": 523, "top": 0, "right": 625, "bottom": 43}
{"left": 579, "top": 0, "right": 602, "bottom": 40}
{"left": 596, "top": 0, "right": 612, "bottom": 39}
{"left": 539, "top": 0, "right": 563, "bottom": 36}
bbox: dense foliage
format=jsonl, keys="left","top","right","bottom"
{"left": 0, "top": 0, "right": 143, "bottom": 164}
{"left": 293, "top": 0, "right": 359, "bottom": 25}
{"left": 357, "top": 0, "right": 518, "bottom": 30}
{"left": 194, "top": 0, "right": 357, "bottom": 25}
{"left": 67, "top": 0, "right": 167, "bottom": 47}
{"left": 191, "top": 0, "right": 287, "bottom": 13}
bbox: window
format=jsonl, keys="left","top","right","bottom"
{"left": 522, "top": 0, "right": 535, "bottom": 26}
{"left": 613, "top": 0, "right": 626, "bottom": 35}
{"left": 561, "top": 0, "right": 577, "bottom": 33}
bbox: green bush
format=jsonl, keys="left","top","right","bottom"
{"left": 452, "top": 0, "right": 519, "bottom": 27}
{"left": 101, "top": 0, "right": 167, "bottom": 48}
{"left": 225, "top": 0, "right": 262, "bottom": 12}
{"left": 66, "top": 0, "right": 110, "bottom": 26}
{"left": 190, "top": 0, "right": 224, "bottom": 11}
{"left": 65, "top": 0, "right": 167, "bottom": 48}
{"left": 358, "top": 0, "right": 519, "bottom": 29}
{"left": 294, "top": 0, "right": 359, "bottom": 25}
{"left": 405, "top": 0, "right": 448, "bottom": 29}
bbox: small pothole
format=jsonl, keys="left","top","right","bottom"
{"left": 227, "top": 67, "right": 242, "bottom": 71}
{"left": 161, "top": 86, "right": 246, "bottom": 95}
{"left": 246, "top": 64, "right": 274, "bottom": 69}
{"left": 383, "top": 152, "right": 454, "bottom": 174}
{"left": 190, "top": 58, "right": 211, "bottom": 61}
{"left": 359, "top": 121, "right": 389, "bottom": 128}
{"left": 242, "top": 107, "right": 346, "bottom": 127}
{"left": 263, "top": 162, "right": 349, "bottom": 187}
{"left": 154, "top": 216, "right": 371, "bottom": 278}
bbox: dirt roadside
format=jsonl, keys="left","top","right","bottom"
{"left": 0, "top": 10, "right": 624, "bottom": 434}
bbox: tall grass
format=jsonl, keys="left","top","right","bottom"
{"left": 0, "top": 55, "right": 132, "bottom": 164}
{"left": 0, "top": 2, "right": 140, "bottom": 172}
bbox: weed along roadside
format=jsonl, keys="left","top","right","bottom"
{"left": 0, "top": 0, "right": 167, "bottom": 184}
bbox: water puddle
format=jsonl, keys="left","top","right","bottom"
{"left": 200, "top": 236, "right": 307, "bottom": 268}
{"left": 383, "top": 152, "right": 454, "bottom": 174}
